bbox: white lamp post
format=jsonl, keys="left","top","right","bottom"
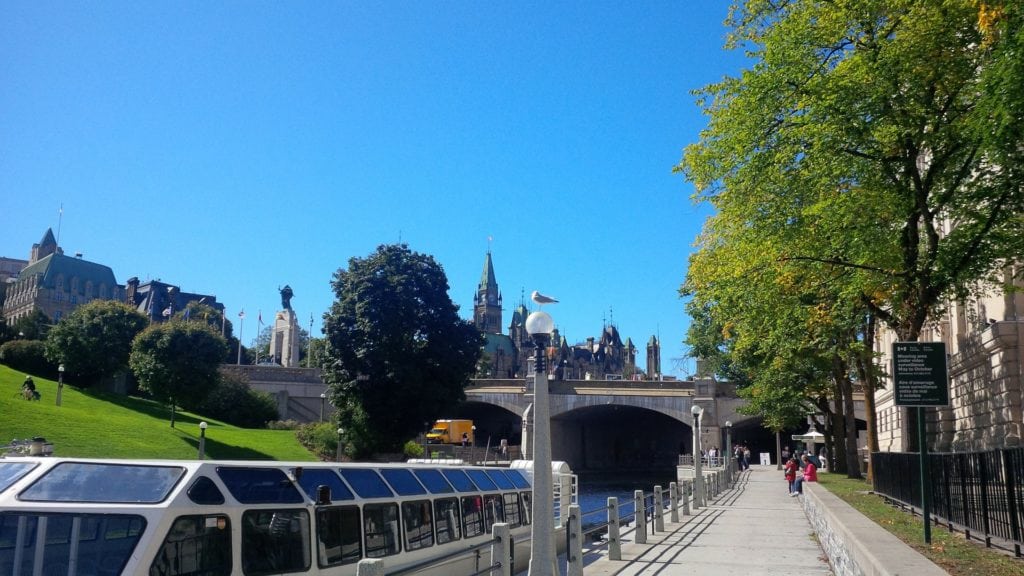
{"left": 724, "top": 420, "right": 733, "bottom": 486}
{"left": 320, "top": 392, "right": 326, "bottom": 422}
{"left": 525, "top": 309, "right": 555, "bottom": 576}
{"left": 337, "top": 427, "right": 345, "bottom": 462}
{"left": 691, "top": 404, "right": 704, "bottom": 508}
{"left": 198, "top": 421, "right": 208, "bottom": 460}
{"left": 56, "top": 363, "right": 65, "bottom": 407}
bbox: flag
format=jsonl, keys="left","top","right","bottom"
{"left": 183, "top": 307, "right": 191, "bottom": 321}
{"left": 162, "top": 306, "right": 172, "bottom": 317}
{"left": 239, "top": 309, "right": 245, "bottom": 319}
{"left": 258, "top": 310, "right": 263, "bottom": 325}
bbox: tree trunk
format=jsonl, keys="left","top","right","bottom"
{"left": 829, "top": 372, "right": 848, "bottom": 474}
{"left": 840, "top": 362, "right": 863, "bottom": 479}
{"left": 857, "top": 312, "right": 880, "bottom": 484}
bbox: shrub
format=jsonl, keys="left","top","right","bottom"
{"left": 296, "top": 422, "right": 341, "bottom": 460}
{"left": 403, "top": 440, "right": 424, "bottom": 459}
{"left": 0, "top": 340, "right": 55, "bottom": 377}
{"left": 267, "top": 419, "right": 301, "bottom": 430}
{"left": 193, "top": 373, "right": 279, "bottom": 428}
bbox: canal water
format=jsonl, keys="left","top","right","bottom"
{"left": 575, "top": 471, "right": 676, "bottom": 530}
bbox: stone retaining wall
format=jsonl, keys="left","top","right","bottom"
{"left": 801, "top": 483, "right": 946, "bottom": 576}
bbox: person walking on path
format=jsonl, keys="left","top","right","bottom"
{"left": 791, "top": 454, "right": 818, "bottom": 495}
{"left": 784, "top": 456, "right": 799, "bottom": 494}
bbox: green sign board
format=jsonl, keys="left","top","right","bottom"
{"left": 892, "top": 342, "right": 949, "bottom": 407}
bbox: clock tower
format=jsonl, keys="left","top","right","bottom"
{"left": 473, "top": 251, "right": 503, "bottom": 333}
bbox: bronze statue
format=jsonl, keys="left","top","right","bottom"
{"left": 279, "top": 285, "right": 294, "bottom": 310}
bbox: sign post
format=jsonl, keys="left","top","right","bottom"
{"left": 892, "top": 341, "right": 949, "bottom": 544}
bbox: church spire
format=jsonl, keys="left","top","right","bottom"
{"left": 473, "top": 250, "right": 502, "bottom": 333}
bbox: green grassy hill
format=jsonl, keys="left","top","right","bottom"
{"left": 1, "top": 364, "right": 316, "bottom": 461}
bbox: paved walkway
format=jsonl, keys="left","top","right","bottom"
{"left": 582, "top": 465, "right": 832, "bottom": 575}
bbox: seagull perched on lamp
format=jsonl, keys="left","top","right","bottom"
{"left": 531, "top": 290, "right": 558, "bottom": 306}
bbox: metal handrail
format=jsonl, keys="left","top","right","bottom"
{"left": 384, "top": 535, "right": 502, "bottom": 576}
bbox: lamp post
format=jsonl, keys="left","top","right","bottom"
{"left": 320, "top": 393, "right": 326, "bottom": 422}
{"left": 56, "top": 363, "right": 65, "bottom": 407}
{"left": 691, "top": 404, "right": 704, "bottom": 508}
{"left": 724, "top": 420, "right": 733, "bottom": 487}
{"left": 198, "top": 421, "right": 208, "bottom": 460}
{"left": 337, "top": 428, "right": 345, "bottom": 462}
{"left": 525, "top": 309, "right": 555, "bottom": 576}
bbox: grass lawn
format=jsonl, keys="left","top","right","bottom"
{"left": 817, "top": 471, "right": 1023, "bottom": 576}
{"left": 1, "top": 364, "right": 316, "bottom": 461}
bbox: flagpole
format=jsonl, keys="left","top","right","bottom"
{"left": 237, "top": 310, "right": 244, "bottom": 365}
{"left": 255, "top": 309, "right": 261, "bottom": 365}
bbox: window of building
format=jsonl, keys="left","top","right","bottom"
{"left": 315, "top": 505, "right": 361, "bottom": 567}
{"left": 149, "top": 514, "right": 231, "bottom": 576}
{"left": 401, "top": 500, "right": 434, "bottom": 551}
{"left": 433, "top": 497, "right": 461, "bottom": 544}
{"left": 362, "top": 503, "right": 399, "bottom": 558}
{"left": 241, "top": 509, "right": 310, "bottom": 575}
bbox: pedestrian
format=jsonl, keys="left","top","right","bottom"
{"left": 783, "top": 456, "right": 799, "bottom": 494}
{"left": 791, "top": 454, "right": 818, "bottom": 496}
{"left": 743, "top": 446, "right": 751, "bottom": 470}
{"left": 781, "top": 445, "right": 791, "bottom": 462}
{"left": 461, "top": 432, "right": 468, "bottom": 447}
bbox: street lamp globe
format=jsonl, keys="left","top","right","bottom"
{"left": 691, "top": 404, "right": 704, "bottom": 418}
{"left": 525, "top": 310, "right": 554, "bottom": 337}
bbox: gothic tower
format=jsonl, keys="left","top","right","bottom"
{"left": 30, "top": 228, "right": 59, "bottom": 264}
{"left": 473, "top": 251, "right": 502, "bottom": 333}
{"left": 646, "top": 335, "right": 661, "bottom": 380}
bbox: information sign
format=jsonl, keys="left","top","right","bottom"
{"left": 892, "top": 342, "right": 949, "bottom": 407}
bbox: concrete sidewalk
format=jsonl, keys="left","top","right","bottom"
{"left": 583, "top": 465, "right": 832, "bottom": 575}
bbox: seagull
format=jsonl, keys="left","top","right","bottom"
{"left": 531, "top": 290, "right": 559, "bottom": 306}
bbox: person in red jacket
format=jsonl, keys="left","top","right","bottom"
{"left": 791, "top": 454, "right": 817, "bottom": 496}
{"left": 783, "top": 457, "right": 799, "bottom": 494}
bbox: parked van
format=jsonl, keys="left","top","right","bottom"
{"left": 426, "top": 419, "right": 474, "bottom": 444}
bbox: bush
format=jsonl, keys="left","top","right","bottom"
{"left": 296, "top": 422, "right": 341, "bottom": 461}
{"left": 193, "top": 373, "right": 279, "bottom": 428}
{"left": 403, "top": 440, "right": 424, "bottom": 459}
{"left": 0, "top": 340, "right": 56, "bottom": 377}
{"left": 267, "top": 419, "right": 301, "bottom": 430}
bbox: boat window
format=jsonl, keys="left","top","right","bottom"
{"left": 187, "top": 476, "right": 225, "bottom": 505}
{"left": 520, "top": 492, "right": 532, "bottom": 525}
{"left": 401, "top": 500, "right": 434, "bottom": 551}
{"left": 241, "top": 509, "right": 310, "bottom": 575}
{"left": 413, "top": 469, "right": 454, "bottom": 494}
{"left": 217, "top": 467, "right": 304, "bottom": 504}
{"left": 485, "top": 470, "right": 515, "bottom": 490}
{"left": 338, "top": 469, "right": 393, "bottom": 499}
{"left": 19, "top": 462, "right": 184, "bottom": 503}
{"left": 502, "top": 493, "right": 522, "bottom": 527}
{"left": 316, "top": 505, "right": 361, "bottom": 567}
{"left": 483, "top": 495, "right": 504, "bottom": 532}
{"left": 434, "top": 497, "right": 461, "bottom": 544}
{"left": 0, "top": 462, "right": 36, "bottom": 494}
{"left": 363, "top": 503, "right": 400, "bottom": 558}
{"left": 466, "top": 470, "right": 498, "bottom": 491}
{"left": 440, "top": 469, "right": 478, "bottom": 492}
{"left": 504, "top": 469, "right": 532, "bottom": 489}
{"left": 149, "top": 514, "right": 230, "bottom": 576}
{"left": 0, "top": 512, "right": 145, "bottom": 576}
{"left": 460, "top": 495, "right": 485, "bottom": 538}
{"left": 380, "top": 469, "right": 426, "bottom": 496}
{"left": 297, "top": 469, "right": 354, "bottom": 502}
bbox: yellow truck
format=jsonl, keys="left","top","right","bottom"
{"left": 426, "top": 419, "right": 474, "bottom": 445}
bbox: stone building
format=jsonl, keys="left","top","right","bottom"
{"left": 2, "top": 229, "right": 124, "bottom": 325}
{"left": 473, "top": 251, "right": 654, "bottom": 380}
{"left": 125, "top": 277, "right": 223, "bottom": 324}
{"left": 873, "top": 266, "right": 1024, "bottom": 453}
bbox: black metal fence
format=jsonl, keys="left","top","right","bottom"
{"left": 872, "top": 448, "right": 1024, "bottom": 555}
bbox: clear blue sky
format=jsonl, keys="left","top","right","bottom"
{"left": 1, "top": 2, "right": 746, "bottom": 377}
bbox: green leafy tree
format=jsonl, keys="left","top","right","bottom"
{"left": 13, "top": 309, "right": 51, "bottom": 341}
{"left": 130, "top": 321, "right": 228, "bottom": 427}
{"left": 45, "top": 300, "right": 149, "bottom": 387}
{"left": 323, "top": 244, "right": 482, "bottom": 456}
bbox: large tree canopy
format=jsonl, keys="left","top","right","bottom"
{"left": 130, "top": 321, "right": 228, "bottom": 427}
{"left": 323, "top": 244, "right": 482, "bottom": 455}
{"left": 45, "top": 300, "right": 149, "bottom": 386}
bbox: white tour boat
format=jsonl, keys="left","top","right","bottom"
{"left": 0, "top": 457, "right": 575, "bottom": 576}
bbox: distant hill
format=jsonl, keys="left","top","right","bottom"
{"left": 1, "top": 364, "right": 316, "bottom": 461}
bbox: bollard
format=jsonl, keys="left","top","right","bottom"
{"left": 492, "top": 523, "right": 511, "bottom": 576}
{"left": 567, "top": 505, "right": 583, "bottom": 576}
{"left": 653, "top": 485, "right": 665, "bottom": 532}
{"left": 634, "top": 490, "right": 647, "bottom": 544}
{"left": 356, "top": 559, "right": 385, "bottom": 576}
{"left": 669, "top": 481, "right": 679, "bottom": 523}
{"left": 681, "top": 479, "right": 691, "bottom": 515}
{"left": 608, "top": 497, "right": 621, "bottom": 561}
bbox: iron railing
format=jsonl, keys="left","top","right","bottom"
{"left": 872, "top": 448, "right": 1024, "bottom": 556}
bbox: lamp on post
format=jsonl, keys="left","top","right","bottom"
{"left": 337, "top": 428, "right": 345, "bottom": 462}
{"left": 56, "top": 364, "right": 65, "bottom": 407}
{"left": 320, "top": 393, "right": 326, "bottom": 422}
{"left": 198, "top": 421, "right": 208, "bottom": 460}
{"left": 724, "top": 420, "right": 733, "bottom": 487}
{"left": 525, "top": 308, "right": 555, "bottom": 576}
{"left": 691, "top": 404, "right": 704, "bottom": 508}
